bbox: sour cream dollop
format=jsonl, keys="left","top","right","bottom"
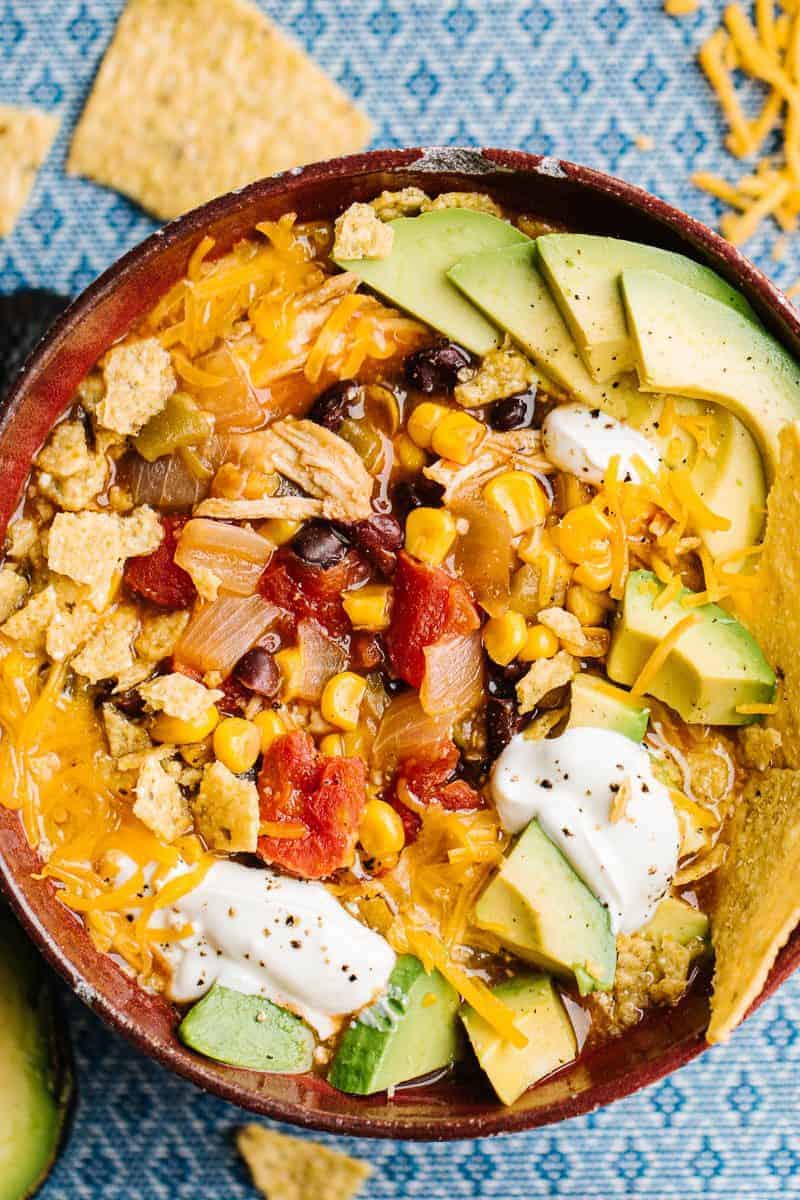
{"left": 542, "top": 402, "right": 661, "bottom": 485}
{"left": 491, "top": 727, "right": 679, "bottom": 934}
{"left": 154, "top": 860, "right": 395, "bottom": 1038}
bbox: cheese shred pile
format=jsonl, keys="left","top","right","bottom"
{"left": 691, "top": 2, "right": 800, "bottom": 254}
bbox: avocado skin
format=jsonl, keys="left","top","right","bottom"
{"left": 178, "top": 985, "right": 314, "bottom": 1073}
{"left": 328, "top": 955, "right": 462, "bottom": 1096}
{"left": 474, "top": 820, "right": 616, "bottom": 996}
{"left": 461, "top": 973, "right": 577, "bottom": 1106}
{"left": 0, "top": 907, "right": 74, "bottom": 1200}
{"left": 607, "top": 570, "right": 776, "bottom": 725}
{"left": 567, "top": 673, "right": 649, "bottom": 742}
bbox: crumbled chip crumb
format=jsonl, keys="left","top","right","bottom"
{"left": 589, "top": 931, "right": 694, "bottom": 1039}
{"left": 454, "top": 340, "right": 536, "bottom": 409}
{"left": 0, "top": 566, "right": 28, "bottom": 624}
{"left": 193, "top": 760, "right": 260, "bottom": 853}
{"left": 97, "top": 337, "right": 175, "bottom": 436}
{"left": 133, "top": 755, "right": 192, "bottom": 843}
{"left": 139, "top": 672, "right": 223, "bottom": 722}
{"left": 370, "top": 186, "right": 429, "bottom": 221}
{"left": 135, "top": 610, "right": 191, "bottom": 662}
{"left": 237, "top": 1124, "right": 371, "bottom": 1200}
{"left": 421, "top": 191, "right": 502, "bottom": 216}
{"left": 5, "top": 516, "right": 40, "bottom": 562}
{"left": 538, "top": 606, "right": 586, "bottom": 654}
{"left": 738, "top": 724, "right": 783, "bottom": 772}
{"left": 516, "top": 650, "right": 576, "bottom": 714}
{"left": 72, "top": 606, "right": 140, "bottom": 683}
{"left": 0, "top": 585, "right": 57, "bottom": 650}
{"left": 102, "top": 703, "right": 151, "bottom": 758}
{"left": 333, "top": 202, "right": 394, "bottom": 260}
{"left": 47, "top": 506, "right": 163, "bottom": 609}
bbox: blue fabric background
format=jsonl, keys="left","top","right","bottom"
{"left": 1, "top": 0, "right": 799, "bottom": 1195}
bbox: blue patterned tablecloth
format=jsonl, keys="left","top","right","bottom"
{"left": 2, "top": 1, "right": 799, "bottom": 1196}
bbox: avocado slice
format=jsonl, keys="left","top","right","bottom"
{"left": 536, "top": 234, "right": 757, "bottom": 383}
{"left": 0, "top": 909, "right": 73, "bottom": 1200}
{"left": 606, "top": 569, "right": 775, "bottom": 725}
{"left": 567, "top": 673, "right": 650, "bottom": 741}
{"left": 621, "top": 268, "right": 800, "bottom": 479}
{"left": 328, "top": 955, "right": 462, "bottom": 1095}
{"left": 460, "top": 973, "right": 577, "bottom": 1106}
{"left": 643, "top": 896, "right": 709, "bottom": 950}
{"left": 625, "top": 394, "right": 766, "bottom": 562}
{"left": 178, "top": 985, "right": 315, "bottom": 1073}
{"left": 448, "top": 242, "right": 645, "bottom": 418}
{"left": 333, "top": 209, "right": 528, "bottom": 355}
{"left": 474, "top": 819, "right": 616, "bottom": 995}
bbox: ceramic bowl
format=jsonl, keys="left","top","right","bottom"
{"left": 1, "top": 147, "right": 798, "bottom": 1139}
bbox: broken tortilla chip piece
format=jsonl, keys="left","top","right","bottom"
{"left": 748, "top": 421, "right": 800, "bottom": 768}
{"left": 236, "top": 1125, "right": 371, "bottom": 1200}
{"left": 67, "top": 0, "right": 372, "bottom": 221}
{"left": 0, "top": 104, "right": 60, "bottom": 236}
{"left": 708, "top": 768, "right": 800, "bottom": 1043}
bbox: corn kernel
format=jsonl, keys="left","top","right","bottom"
{"left": 243, "top": 470, "right": 280, "bottom": 500}
{"left": 407, "top": 401, "right": 448, "bottom": 449}
{"left": 321, "top": 671, "right": 367, "bottom": 730}
{"left": 253, "top": 709, "right": 288, "bottom": 753}
{"left": 359, "top": 798, "right": 406, "bottom": 858}
{"left": 519, "top": 624, "right": 559, "bottom": 661}
{"left": 394, "top": 433, "right": 428, "bottom": 473}
{"left": 556, "top": 504, "right": 613, "bottom": 565}
{"left": 430, "top": 410, "right": 486, "bottom": 465}
{"left": 483, "top": 611, "right": 528, "bottom": 665}
{"left": 572, "top": 559, "right": 613, "bottom": 592}
{"left": 275, "top": 647, "right": 304, "bottom": 700}
{"left": 343, "top": 728, "right": 372, "bottom": 758}
{"left": 483, "top": 470, "right": 549, "bottom": 535}
{"left": 211, "top": 463, "right": 245, "bottom": 499}
{"left": 260, "top": 518, "right": 303, "bottom": 546}
{"left": 151, "top": 704, "right": 219, "bottom": 745}
{"left": 405, "top": 506, "right": 457, "bottom": 566}
{"left": 342, "top": 584, "right": 392, "bottom": 631}
{"left": 212, "top": 717, "right": 261, "bottom": 773}
{"left": 566, "top": 584, "right": 610, "bottom": 627}
{"left": 320, "top": 732, "right": 345, "bottom": 757}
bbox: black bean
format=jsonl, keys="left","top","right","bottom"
{"left": 489, "top": 389, "right": 536, "bottom": 432}
{"left": 308, "top": 379, "right": 360, "bottom": 431}
{"left": 291, "top": 520, "right": 350, "bottom": 568}
{"left": 404, "top": 341, "right": 471, "bottom": 393}
{"left": 486, "top": 657, "right": 528, "bottom": 699}
{"left": 336, "top": 514, "right": 403, "bottom": 576}
{"left": 455, "top": 757, "right": 490, "bottom": 789}
{"left": 383, "top": 675, "right": 410, "bottom": 696}
{"left": 112, "top": 690, "right": 146, "bottom": 719}
{"left": 233, "top": 647, "right": 280, "bottom": 698}
{"left": 486, "top": 697, "right": 525, "bottom": 762}
{"left": 393, "top": 478, "right": 445, "bottom": 523}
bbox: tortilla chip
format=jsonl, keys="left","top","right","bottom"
{"left": 748, "top": 421, "right": 800, "bottom": 767}
{"left": 0, "top": 105, "right": 60, "bottom": 236}
{"left": 67, "top": 0, "right": 372, "bottom": 220}
{"left": 236, "top": 1126, "right": 371, "bottom": 1200}
{"left": 708, "top": 769, "right": 800, "bottom": 1042}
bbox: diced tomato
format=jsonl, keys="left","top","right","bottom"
{"left": 387, "top": 739, "right": 484, "bottom": 844}
{"left": 384, "top": 552, "right": 479, "bottom": 688}
{"left": 387, "top": 795, "right": 422, "bottom": 843}
{"left": 215, "top": 674, "right": 250, "bottom": 716}
{"left": 257, "top": 730, "right": 367, "bottom": 879}
{"left": 124, "top": 516, "right": 197, "bottom": 609}
{"left": 258, "top": 547, "right": 369, "bottom": 638}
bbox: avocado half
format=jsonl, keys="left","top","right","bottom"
{"left": 0, "top": 906, "right": 74, "bottom": 1200}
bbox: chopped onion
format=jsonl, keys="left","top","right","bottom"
{"left": 176, "top": 594, "right": 278, "bottom": 674}
{"left": 174, "top": 518, "right": 273, "bottom": 596}
{"left": 453, "top": 500, "right": 513, "bottom": 618}
{"left": 373, "top": 691, "right": 453, "bottom": 767}
{"left": 124, "top": 452, "right": 210, "bottom": 511}
{"left": 292, "top": 619, "right": 347, "bottom": 701}
{"left": 420, "top": 632, "right": 484, "bottom": 719}
{"left": 189, "top": 347, "right": 265, "bottom": 432}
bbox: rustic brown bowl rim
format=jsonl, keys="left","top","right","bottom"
{"left": 1, "top": 146, "right": 798, "bottom": 1141}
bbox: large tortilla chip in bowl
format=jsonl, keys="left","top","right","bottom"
{"left": 709, "top": 421, "right": 800, "bottom": 1042}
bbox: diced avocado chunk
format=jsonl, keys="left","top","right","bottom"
{"left": 0, "top": 909, "right": 73, "bottom": 1200}
{"left": 621, "top": 268, "right": 800, "bottom": 480}
{"left": 536, "top": 234, "right": 757, "bottom": 383}
{"left": 178, "top": 985, "right": 314, "bottom": 1073}
{"left": 606, "top": 570, "right": 775, "bottom": 725}
{"left": 328, "top": 955, "right": 462, "bottom": 1096}
{"left": 625, "top": 395, "right": 766, "bottom": 563}
{"left": 461, "top": 974, "right": 577, "bottom": 1106}
{"left": 334, "top": 209, "right": 528, "bottom": 355}
{"left": 474, "top": 820, "right": 616, "bottom": 995}
{"left": 643, "top": 896, "right": 709, "bottom": 952}
{"left": 448, "top": 242, "right": 645, "bottom": 419}
{"left": 567, "top": 673, "right": 649, "bottom": 741}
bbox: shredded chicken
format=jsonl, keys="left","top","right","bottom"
{"left": 424, "top": 429, "right": 551, "bottom": 504}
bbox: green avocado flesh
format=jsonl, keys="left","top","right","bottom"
{"left": 643, "top": 896, "right": 710, "bottom": 950}
{"left": 460, "top": 974, "right": 577, "bottom": 1106}
{"left": 624, "top": 394, "right": 766, "bottom": 562}
{"left": 334, "top": 209, "right": 528, "bottom": 355}
{"left": 0, "top": 911, "right": 72, "bottom": 1200}
{"left": 622, "top": 268, "right": 800, "bottom": 480}
{"left": 448, "top": 242, "right": 642, "bottom": 418}
{"left": 607, "top": 569, "right": 775, "bottom": 725}
{"left": 178, "top": 985, "right": 314, "bottom": 1073}
{"left": 567, "top": 673, "right": 650, "bottom": 741}
{"left": 328, "top": 955, "right": 462, "bottom": 1095}
{"left": 536, "top": 234, "right": 757, "bottom": 383}
{"left": 474, "top": 820, "right": 616, "bottom": 995}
